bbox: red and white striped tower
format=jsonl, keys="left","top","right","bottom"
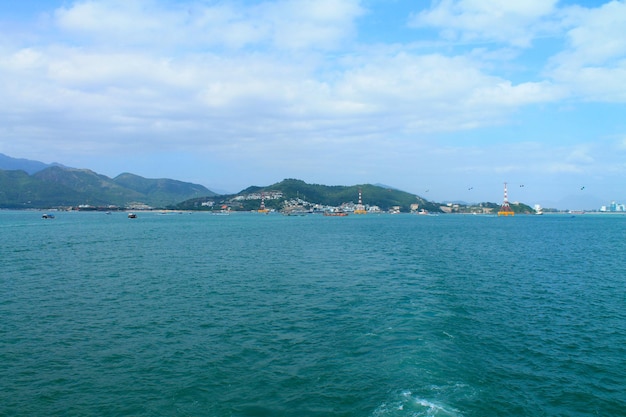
{"left": 258, "top": 192, "right": 269, "bottom": 212}
{"left": 498, "top": 182, "right": 514, "bottom": 216}
{"left": 503, "top": 182, "right": 510, "bottom": 207}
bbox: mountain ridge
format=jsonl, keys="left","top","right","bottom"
{"left": 0, "top": 152, "right": 66, "bottom": 174}
{"left": 0, "top": 154, "right": 216, "bottom": 208}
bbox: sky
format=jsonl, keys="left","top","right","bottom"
{"left": 1, "top": 0, "right": 625, "bottom": 209}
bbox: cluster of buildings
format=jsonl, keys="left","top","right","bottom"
{"left": 231, "top": 191, "right": 284, "bottom": 201}
{"left": 75, "top": 202, "right": 153, "bottom": 211}
{"left": 201, "top": 191, "right": 284, "bottom": 208}
{"left": 212, "top": 189, "right": 393, "bottom": 214}
{"left": 282, "top": 198, "right": 385, "bottom": 215}
{"left": 600, "top": 201, "right": 626, "bottom": 212}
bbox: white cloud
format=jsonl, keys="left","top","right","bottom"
{"left": 0, "top": 0, "right": 566, "bottom": 149}
{"left": 55, "top": 1, "right": 243, "bottom": 49}
{"left": 257, "top": 0, "right": 364, "bottom": 50}
{"left": 55, "top": 1, "right": 162, "bottom": 34}
{"left": 334, "top": 52, "right": 562, "bottom": 134}
{"left": 53, "top": 0, "right": 363, "bottom": 51}
{"left": 0, "top": 37, "right": 563, "bottom": 157}
{"left": 559, "top": 1, "right": 626, "bottom": 66}
{"left": 565, "top": 145, "right": 595, "bottom": 165}
{"left": 410, "top": 0, "right": 559, "bottom": 47}
{"left": 547, "top": 1, "right": 626, "bottom": 101}
{"left": 407, "top": 1, "right": 626, "bottom": 103}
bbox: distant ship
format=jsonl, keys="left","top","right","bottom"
{"left": 211, "top": 205, "right": 230, "bottom": 215}
{"left": 324, "top": 209, "right": 348, "bottom": 217}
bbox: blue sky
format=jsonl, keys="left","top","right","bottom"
{"left": 1, "top": 0, "right": 625, "bottom": 209}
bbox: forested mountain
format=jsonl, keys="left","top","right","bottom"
{"left": 0, "top": 169, "right": 94, "bottom": 208}
{"left": 0, "top": 165, "right": 216, "bottom": 209}
{"left": 113, "top": 173, "right": 211, "bottom": 204}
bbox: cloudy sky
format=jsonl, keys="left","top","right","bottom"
{"left": 1, "top": 0, "right": 625, "bottom": 209}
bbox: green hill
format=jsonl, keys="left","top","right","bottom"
{"left": 0, "top": 166, "right": 216, "bottom": 209}
{"left": 113, "top": 173, "right": 214, "bottom": 207}
{"left": 0, "top": 169, "right": 94, "bottom": 208}
{"left": 176, "top": 178, "right": 440, "bottom": 212}
{"left": 33, "top": 166, "right": 144, "bottom": 206}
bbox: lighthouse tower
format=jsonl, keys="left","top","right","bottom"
{"left": 258, "top": 193, "right": 270, "bottom": 213}
{"left": 497, "top": 182, "right": 514, "bottom": 216}
{"left": 354, "top": 188, "right": 367, "bottom": 214}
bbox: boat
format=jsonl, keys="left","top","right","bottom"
{"left": 42, "top": 213, "right": 55, "bottom": 219}
{"left": 284, "top": 209, "right": 310, "bottom": 216}
{"left": 282, "top": 205, "right": 310, "bottom": 216}
{"left": 416, "top": 210, "right": 438, "bottom": 216}
{"left": 324, "top": 209, "right": 348, "bottom": 217}
{"left": 128, "top": 213, "right": 137, "bottom": 219}
{"left": 212, "top": 205, "right": 230, "bottom": 215}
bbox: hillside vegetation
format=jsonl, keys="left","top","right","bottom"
{"left": 0, "top": 166, "right": 215, "bottom": 209}
{"left": 175, "top": 178, "right": 440, "bottom": 212}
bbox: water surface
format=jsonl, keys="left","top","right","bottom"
{"left": 1, "top": 211, "right": 625, "bottom": 416}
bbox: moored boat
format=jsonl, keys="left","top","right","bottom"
{"left": 324, "top": 209, "right": 348, "bottom": 217}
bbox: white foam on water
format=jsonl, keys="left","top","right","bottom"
{"left": 372, "top": 390, "right": 463, "bottom": 417}
{"left": 414, "top": 397, "right": 461, "bottom": 417}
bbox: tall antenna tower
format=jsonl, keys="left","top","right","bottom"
{"left": 497, "top": 182, "right": 514, "bottom": 216}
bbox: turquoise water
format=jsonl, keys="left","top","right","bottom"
{"left": 1, "top": 211, "right": 625, "bottom": 416}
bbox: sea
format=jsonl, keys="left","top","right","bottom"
{"left": 1, "top": 210, "right": 625, "bottom": 417}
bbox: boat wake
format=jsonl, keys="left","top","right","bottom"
{"left": 372, "top": 390, "right": 462, "bottom": 417}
